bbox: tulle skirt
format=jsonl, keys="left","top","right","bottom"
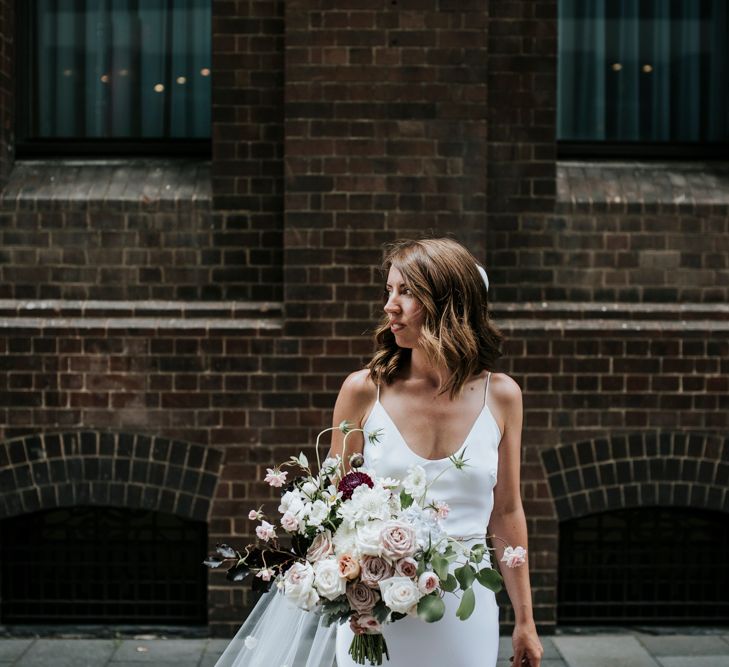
{"left": 213, "top": 587, "right": 337, "bottom": 667}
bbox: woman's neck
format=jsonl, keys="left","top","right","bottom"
{"left": 407, "top": 348, "right": 448, "bottom": 389}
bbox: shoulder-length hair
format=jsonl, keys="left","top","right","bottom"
{"left": 366, "top": 237, "right": 504, "bottom": 400}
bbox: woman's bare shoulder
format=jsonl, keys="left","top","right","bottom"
{"left": 490, "top": 371, "right": 522, "bottom": 404}
{"left": 333, "top": 368, "right": 379, "bottom": 427}
{"left": 339, "top": 368, "right": 378, "bottom": 403}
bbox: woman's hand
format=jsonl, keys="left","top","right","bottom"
{"left": 510, "top": 619, "right": 544, "bottom": 666}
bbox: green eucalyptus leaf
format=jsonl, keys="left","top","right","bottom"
{"left": 417, "top": 593, "right": 446, "bottom": 623}
{"left": 454, "top": 563, "right": 476, "bottom": 591}
{"left": 455, "top": 587, "right": 476, "bottom": 621}
{"left": 475, "top": 567, "right": 503, "bottom": 593}
{"left": 372, "top": 600, "right": 390, "bottom": 623}
{"left": 440, "top": 573, "right": 458, "bottom": 593}
{"left": 400, "top": 490, "right": 413, "bottom": 509}
{"left": 469, "top": 544, "right": 485, "bottom": 564}
{"left": 431, "top": 554, "right": 449, "bottom": 582}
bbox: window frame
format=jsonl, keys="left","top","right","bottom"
{"left": 556, "top": 1, "right": 729, "bottom": 161}
{"left": 15, "top": 1, "right": 211, "bottom": 158}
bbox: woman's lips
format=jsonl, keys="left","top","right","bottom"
{"left": 390, "top": 323, "right": 405, "bottom": 332}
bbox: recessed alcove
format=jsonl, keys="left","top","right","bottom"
{"left": 0, "top": 506, "right": 207, "bottom": 625}
{"left": 558, "top": 506, "right": 729, "bottom": 625}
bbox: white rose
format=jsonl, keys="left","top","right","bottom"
{"left": 283, "top": 562, "right": 320, "bottom": 611}
{"left": 313, "top": 558, "right": 347, "bottom": 601}
{"left": 378, "top": 576, "right": 422, "bottom": 614}
{"left": 402, "top": 465, "right": 427, "bottom": 498}
{"left": 356, "top": 521, "right": 385, "bottom": 557}
{"left": 307, "top": 499, "right": 329, "bottom": 527}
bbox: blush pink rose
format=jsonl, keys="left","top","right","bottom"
{"left": 417, "top": 571, "right": 440, "bottom": 595}
{"left": 394, "top": 556, "right": 418, "bottom": 579}
{"left": 379, "top": 520, "right": 417, "bottom": 559}
{"left": 360, "top": 555, "right": 394, "bottom": 589}
{"left": 264, "top": 468, "right": 288, "bottom": 487}
{"left": 346, "top": 581, "right": 380, "bottom": 613}
{"left": 280, "top": 511, "right": 299, "bottom": 532}
{"left": 306, "top": 530, "right": 334, "bottom": 563}
{"left": 255, "top": 520, "right": 276, "bottom": 542}
{"left": 501, "top": 545, "right": 527, "bottom": 568}
{"left": 338, "top": 554, "right": 361, "bottom": 580}
{"left": 349, "top": 613, "right": 382, "bottom": 636}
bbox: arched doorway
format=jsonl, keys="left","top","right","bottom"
{"left": 1, "top": 507, "right": 208, "bottom": 625}
{"left": 558, "top": 507, "right": 729, "bottom": 624}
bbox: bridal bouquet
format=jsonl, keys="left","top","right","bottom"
{"left": 204, "top": 421, "right": 527, "bottom": 666}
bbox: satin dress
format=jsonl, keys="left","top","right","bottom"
{"left": 335, "top": 372, "right": 503, "bottom": 667}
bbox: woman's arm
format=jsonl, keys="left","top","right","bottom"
{"left": 488, "top": 375, "right": 543, "bottom": 665}
{"left": 327, "top": 368, "right": 374, "bottom": 474}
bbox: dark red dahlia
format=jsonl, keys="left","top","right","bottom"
{"left": 337, "top": 471, "right": 374, "bottom": 500}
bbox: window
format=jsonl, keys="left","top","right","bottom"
{"left": 558, "top": 1, "right": 729, "bottom": 158}
{"left": 18, "top": 0, "right": 211, "bottom": 156}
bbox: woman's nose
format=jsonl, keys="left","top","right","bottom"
{"left": 384, "top": 295, "right": 400, "bottom": 313}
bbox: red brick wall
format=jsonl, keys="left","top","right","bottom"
{"left": 2, "top": 0, "right": 728, "bottom": 641}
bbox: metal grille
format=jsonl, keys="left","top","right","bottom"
{"left": 558, "top": 507, "right": 729, "bottom": 624}
{"left": 1, "top": 507, "right": 207, "bottom": 625}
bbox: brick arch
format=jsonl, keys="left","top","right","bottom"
{"left": 0, "top": 431, "right": 224, "bottom": 522}
{"left": 540, "top": 431, "right": 729, "bottom": 521}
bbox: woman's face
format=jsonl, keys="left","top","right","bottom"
{"left": 384, "top": 265, "right": 425, "bottom": 347}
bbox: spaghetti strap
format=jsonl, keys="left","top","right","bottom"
{"left": 376, "top": 382, "right": 381, "bottom": 401}
{"left": 483, "top": 371, "right": 491, "bottom": 406}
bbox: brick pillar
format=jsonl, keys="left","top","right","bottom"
{"left": 486, "top": 0, "right": 558, "bottom": 302}
{"left": 212, "top": 0, "right": 285, "bottom": 300}
{"left": 284, "top": 0, "right": 489, "bottom": 346}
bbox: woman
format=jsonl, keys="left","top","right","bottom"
{"left": 329, "top": 238, "right": 543, "bottom": 666}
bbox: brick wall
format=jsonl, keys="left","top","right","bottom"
{"left": 1, "top": 0, "right": 728, "bottom": 641}
{"left": 212, "top": 0, "right": 285, "bottom": 300}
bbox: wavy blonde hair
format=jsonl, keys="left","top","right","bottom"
{"left": 366, "top": 237, "right": 504, "bottom": 400}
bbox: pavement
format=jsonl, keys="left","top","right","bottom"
{"left": 1, "top": 629, "right": 729, "bottom": 666}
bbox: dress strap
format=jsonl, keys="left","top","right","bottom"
{"left": 376, "top": 382, "right": 381, "bottom": 402}
{"left": 483, "top": 371, "right": 491, "bottom": 406}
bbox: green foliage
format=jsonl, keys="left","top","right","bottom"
{"left": 431, "top": 554, "right": 450, "bottom": 582}
{"left": 417, "top": 593, "right": 446, "bottom": 622}
{"left": 475, "top": 567, "right": 503, "bottom": 593}
{"left": 399, "top": 490, "right": 413, "bottom": 509}
{"left": 469, "top": 544, "right": 485, "bottom": 564}
{"left": 455, "top": 587, "right": 475, "bottom": 621}
{"left": 454, "top": 563, "right": 476, "bottom": 591}
{"left": 440, "top": 573, "right": 458, "bottom": 593}
{"left": 372, "top": 600, "right": 390, "bottom": 624}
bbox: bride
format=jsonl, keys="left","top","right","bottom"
{"left": 214, "top": 237, "right": 543, "bottom": 667}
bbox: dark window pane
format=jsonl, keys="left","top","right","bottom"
{"left": 558, "top": 0, "right": 729, "bottom": 143}
{"left": 28, "top": 0, "right": 210, "bottom": 140}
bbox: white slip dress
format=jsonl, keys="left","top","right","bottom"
{"left": 335, "top": 371, "right": 503, "bottom": 667}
